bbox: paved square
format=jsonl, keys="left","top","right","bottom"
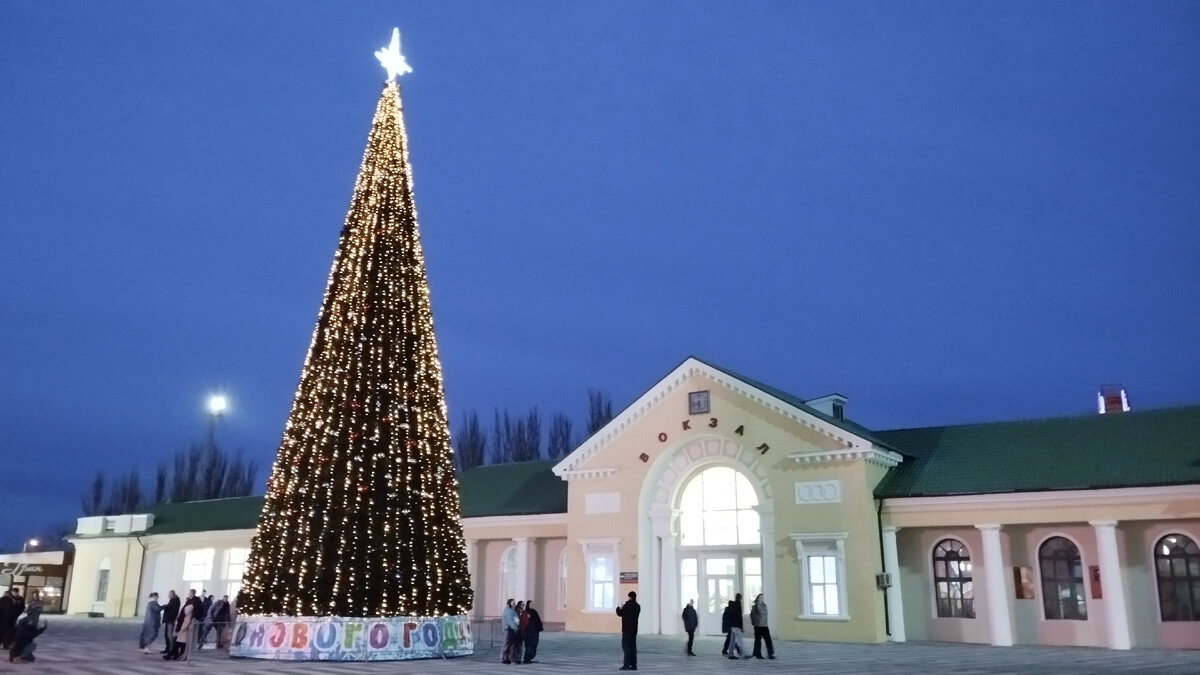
{"left": 4, "top": 617, "right": 1198, "bottom": 674}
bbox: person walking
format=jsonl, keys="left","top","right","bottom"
{"left": 165, "top": 593, "right": 195, "bottom": 661}
{"left": 501, "top": 599, "right": 519, "bottom": 665}
{"left": 750, "top": 593, "right": 775, "bottom": 659}
{"left": 7, "top": 591, "right": 44, "bottom": 664}
{"left": 160, "top": 590, "right": 179, "bottom": 654}
{"left": 139, "top": 592, "right": 161, "bottom": 653}
{"left": 616, "top": 591, "right": 640, "bottom": 671}
{"left": 514, "top": 601, "right": 527, "bottom": 664}
{"left": 681, "top": 599, "right": 698, "bottom": 656}
{"left": 723, "top": 600, "right": 749, "bottom": 659}
{"left": 522, "top": 600, "right": 544, "bottom": 663}
{"left": 212, "top": 595, "right": 232, "bottom": 649}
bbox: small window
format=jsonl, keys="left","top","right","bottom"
{"left": 582, "top": 540, "right": 618, "bottom": 610}
{"left": 1039, "top": 536, "right": 1087, "bottom": 620}
{"left": 103, "top": 517, "right": 117, "bottom": 532}
{"left": 932, "top": 538, "right": 975, "bottom": 618}
{"left": 792, "top": 533, "right": 849, "bottom": 619}
{"left": 1155, "top": 533, "right": 1200, "bottom": 621}
{"left": 95, "top": 569, "right": 110, "bottom": 602}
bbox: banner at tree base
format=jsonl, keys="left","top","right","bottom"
{"left": 230, "top": 614, "right": 473, "bottom": 661}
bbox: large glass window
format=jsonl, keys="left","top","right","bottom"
{"left": 182, "top": 548, "right": 215, "bottom": 594}
{"left": 932, "top": 538, "right": 975, "bottom": 618}
{"left": 226, "top": 548, "right": 250, "bottom": 581}
{"left": 1155, "top": 533, "right": 1200, "bottom": 621}
{"left": 1039, "top": 536, "right": 1086, "bottom": 620}
{"left": 678, "top": 467, "right": 760, "bottom": 546}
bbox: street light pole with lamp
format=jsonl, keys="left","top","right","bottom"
{"left": 206, "top": 393, "right": 228, "bottom": 452}
{"left": 23, "top": 538, "right": 39, "bottom": 553}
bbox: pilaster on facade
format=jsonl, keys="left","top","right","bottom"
{"left": 975, "top": 524, "right": 1013, "bottom": 647}
{"left": 881, "top": 526, "right": 905, "bottom": 642}
{"left": 1089, "top": 520, "right": 1131, "bottom": 650}
{"left": 514, "top": 537, "right": 533, "bottom": 605}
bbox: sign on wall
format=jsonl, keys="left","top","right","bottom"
{"left": 231, "top": 614, "right": 473, "bottom": 661}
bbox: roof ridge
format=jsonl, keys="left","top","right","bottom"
{"left": 877, "top": 403, "right": 1200, "bottom": 435}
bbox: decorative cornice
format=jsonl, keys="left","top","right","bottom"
{"left": 886, "top": 484, "right": 1200, "bottom": 514}
{"left": 461, "top": 513, "right": 567, "bottom": 528}
{"left": 557, "top": 468, "right": 618, "bottom": 481}
{"left": 789, "top": 447, "right": 903, "bottom": 468}
{"left": 553, "top": 358, "right": 878, "bottom": 478}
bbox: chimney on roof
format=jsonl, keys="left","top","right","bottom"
{"left": 1097, "top": 385, "right": 1129, "bottom": 414}
{"left": 806, "top": 393, "right": 847, "bottom": 421}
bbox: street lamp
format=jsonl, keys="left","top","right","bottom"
{"left": 205, "top": 393, "right": 228, "bottom": 452}
{"left": 23, "top": 538, "right": 39, "bottom": 553}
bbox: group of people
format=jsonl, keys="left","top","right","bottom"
{"left": 0, "top": 588, "right": 45, "bottom": 663}
{"left": 500, "top": 598, "right": 545, "bottom": 664}
{"left": 709, "top": 593, "right": 775, "bottom": 660}
{"left": 139, "top": 589, "right": 234, "bottom": 660}
{"left": 616, "top": 591, "right": 776, "bottom": 670}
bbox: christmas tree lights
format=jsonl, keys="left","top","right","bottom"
{"left": 237, "top": 55, "right": 472, "bottom": 623}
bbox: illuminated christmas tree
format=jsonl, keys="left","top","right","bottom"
{"left": 238, "top": 30, "right": 472, "bottom": 622}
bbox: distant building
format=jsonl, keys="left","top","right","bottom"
{"left": 66, "top": 357, "right": 1200, "bottom": 650}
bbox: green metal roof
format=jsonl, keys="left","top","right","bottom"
{"left": 457, "top": 459, "right": 567, "bottom": 518}
{"left": 693, "top": 356, "right": 893, "bottom": 448}
{"left": 146, "top": 496, "right": 264, "bottom": 535}
{"left": 873, "top": 405, "right": 1200, "bottom": 498}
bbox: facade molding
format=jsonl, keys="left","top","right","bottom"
{"left": 462, "top": 513, "right": 567, "bottom": 528}
{"left": 557, "top": 468, "right": 619, "bottom": 481}
{"left": 789, "top": 447, "right": 903, "bottom": 468}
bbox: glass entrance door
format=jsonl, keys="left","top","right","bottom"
{"left": 681, "top": 554, "right": 763, "bottom": 635}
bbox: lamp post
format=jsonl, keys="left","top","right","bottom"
{"left": 206, "top": 393, "right": 228, "bottom": 451}
{"left": 23, "top": 538, "right": 39, "bottom": 553}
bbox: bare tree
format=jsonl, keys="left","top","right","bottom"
{"left": 547, "top": 412, "right": 573, "bottom": 459}
{"left": 105, "top": 468, "right": 143, "bottom": 514}
{"left": 200, "top": 443, "right": 229, "bottom": 499}
{"left": 81, "top": 471, "right": 106, "bottom": 516}
{"left": 586, "top": 388, "right": 615, "bottom": 436}
{"left": 154, "top": 462, "right": 168, "bottom": 504}
{"left": 491, "top": 408, "right": 516, "bottom": 464}
{"left": 512, "top": 408, "right": 542, "bottom": 462}
{"left": 454, "top": 410, "right": 487, "bottom": 472}
{"left": 221, "top": 451, "right": 259, "bottom": 497}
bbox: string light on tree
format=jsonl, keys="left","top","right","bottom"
{"left": 236, "top": 27, "right": 473, "bottom": 645}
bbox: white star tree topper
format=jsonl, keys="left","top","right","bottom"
{"left": 375, "top": 27, "right": 413, "bottom": 81}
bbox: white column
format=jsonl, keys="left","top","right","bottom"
{"left": 514, "top": 537, "right": 531, "bottom": 604}
{"left": 881, "top": 526, "right": 906, "bottom": 642}
{"left": 975, "top": 524, "right": 1013, "bottom": 647}
{"left": 465, "top": 539, "right": 479, "bottom": 617}
{"left": 649, "top": 504, "right": 677, "bottom": 634}
{"left": 756, "top": 505, "right": 776, "bottom": 632}
{"left": 1090, "top": 520, "right": 1131, "bottom": 650}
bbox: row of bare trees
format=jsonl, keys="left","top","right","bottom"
{"left": 453, "top": 388, "right": 615, "bottom": 472}
{"left": 80, "top": 443, "right": 259, "bottom": 517}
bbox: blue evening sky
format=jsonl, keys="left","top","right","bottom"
{"left": 2, "top": 2, "right": 1198, "bottom": 550}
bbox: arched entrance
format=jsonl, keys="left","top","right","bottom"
{"left": 678, "top": 466, "right": 762, "bottom": 634}
{"left": 638, "top": 435, "right": 775, "bottom": 635}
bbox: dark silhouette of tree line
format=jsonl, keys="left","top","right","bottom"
{"left": 80, "top": 442, "right": 259, "bottom": 517}
{"left": 453, "top": 388, "right": 615, "bottom": 473}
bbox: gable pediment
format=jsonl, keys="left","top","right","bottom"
{"left": 552, "top": 357, "right": 885, "bottom": 480}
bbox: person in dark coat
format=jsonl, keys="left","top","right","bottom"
{"left": 722, "top": 600, "right": 748, "bottom": 659}
{"left": 212, "top": 595, "right": 232, "bottom": 649}
{"left": 616, "top": 591, "right": 640, "bottom": 671}
{"left": 721, "top": 592, "right": 743, "bottom": 655}
{"left": 160, "top": 590, "right": 180, "bottom": 654}
{"left": 8, "top": 591, "right": 44, "bottom": 663}
{"left": 750, "top": 593, "right": 775, "bottom": 659}
{"left": 681, "top": 599, "right": 698, "bottom": 656}
{"left": 522, "top": 600, "right": 544, "bottom": 663}
{"left": 0, "top": 589, "right": 16, "bottom": 649}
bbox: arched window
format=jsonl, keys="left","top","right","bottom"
{"left": 500, "top": 546, "right": 518, "bottom": 610}
{"left": 1155, "top": 533, "right": 1200, "bottom": 621}
{"left": 932, "top": 538, "right": 974, "bottom": 618}
{"left": 1039, "top": 536, "right": 1086, "bottom": 620}
{"left": 678, "top": 466, "right": 759, "bottom": 546}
